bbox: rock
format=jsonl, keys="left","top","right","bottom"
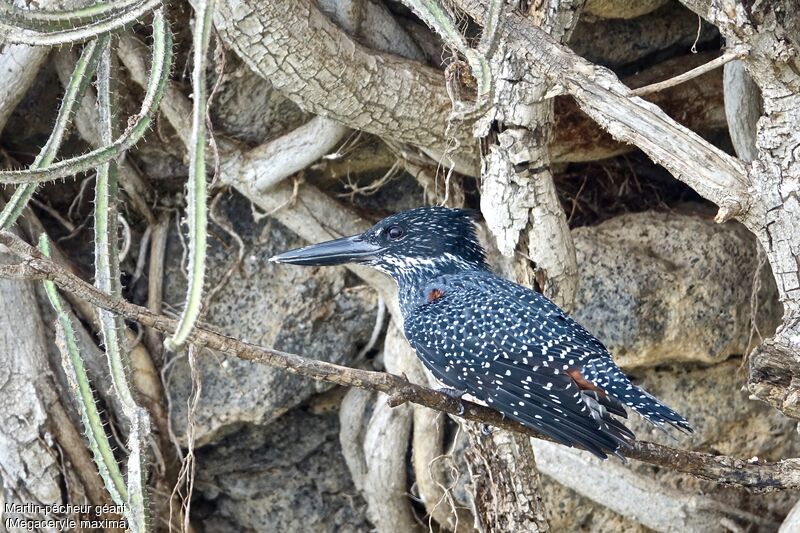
{"left": 571, "top": 212, "right": 780, "bottom": 369}
{"left": 628, "top": 359, "right": 800, "bottom": 463}
{"left": 569, "top": 3, "right": 718, "bottom": 69}
{"left": 211, "top": 53, "right": 309, "bottom": 145}
{"left": 584, "top": 0, "right": 668, "bottom": 19}
{"left": 165, "top": 190, "right": 375, "bottom": 445}
{"left": 191, "top": 397, "right": 372, "bottom": 532}
{"left": 541, "top": 477, "right": 649, "bottom": 533}
{"left": 532, "top": 360, "right": 799, "bottom": 532}
{"left": 622, "top": 359, "right": 799, "bottom": 527}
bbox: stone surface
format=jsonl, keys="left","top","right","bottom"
{"left": 571, "top": 212, "right": 781, "bottom": 369}
{"left": 570, "top": 3, "right": 719, "bottom": 70}
{"left": 628, "top": 359, "right": 800, "bottom": 464}
{"left": 212, "top": 52, "right": 310, "bottom": 145}
{"left": 165, "top": 191, "right": 375, "bottom": 445}
{"left": 524, "top": 359, "right": 800, "bottom": 532}
{"left": 611, "top": 359, "right": 798, "bottom": 527}
{"left": 192, "top": 397, "right": 372, "bottom": 532}
{"left": 541, "top": 478, "right": 649, "bottom": 533}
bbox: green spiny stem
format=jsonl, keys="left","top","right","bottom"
{"left": 0, "top": 36, "right": 108, "bottom": 230}
{"left": 0, "top": 0, "right": 160, "bottom": 47}
{"left": 95, "top": 36, "right": 151, "bottom": 533}
{"left": 0, "top": 0, "right": 150, "bottom": 32}
{"left": 477, "top": 0, "right": 503, "bottom": 58}
{"left": 164, "top": 0, "right": 215, "bottom": 352}
{"left": 401, "top": 0, "right": 469, "bottom": 52}
{"left": 0, "top": 9, "right": 172, "bottom": 185}
{"left": 94, "top": 37, "right": 137, "bottom": 429}
{"left": 399, "top": 0, "right": 492, "bottom": 98}
{"left": 38, "top": 234, "right": 128, "bottom": 506}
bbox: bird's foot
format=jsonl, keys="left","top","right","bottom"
{"left": 436, "top": 387, "right": 468, "bottom": 415}
{"left": 437, "top": 386, "right": 468, "bottom": 399}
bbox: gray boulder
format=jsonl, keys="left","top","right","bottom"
{"left": 572, "top": 212, "right": 780, "bottom": 368}
{"left": 165, "top": 191, "right": 375, "bottom": 445}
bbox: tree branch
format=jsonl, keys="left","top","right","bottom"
{"left": 1, "top": 229, "right": 799, "bottom": 493}
{"left": 629, "top": 48, "right": 747, "bottom": 97}
{"left": 453, "top": 0, "right": 750, "bottom": 222}
{"left": 210, "top": 0, "right": 476, "bottom": 163}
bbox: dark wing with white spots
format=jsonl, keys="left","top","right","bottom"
{"left": 404, "top": 273, "right": 637, "bottom": 458}
{"left": 471, "top": 273, "right": 689, "bottom": 432}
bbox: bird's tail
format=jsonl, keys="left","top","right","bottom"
{"left": 588, "top": 362, "right": 692, "bottom": 433}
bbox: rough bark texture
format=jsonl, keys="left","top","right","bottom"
{"left": 552, "top": 51, "right": 727, "bottom": 163}
{"left": 481, "top": 0, "right": 582, "bottom": 306}
{"left": 211, "top": 0, "right": 475, "bottom": 159}
{"left": 0, "top": 253, "right": 63, "bottom": 520}
{"left": 676, "top": 1, "right": 800, "bottom": 419}
{"left": 2, "top": 0, "right": 800, "bottom": 531}
{"left": 0, "top": 246, "right": 108, "bottom": 524}
{"left": 466, "top": 3, "right": 586, "bottom": 530}
{"left": 465, "top": 425, "right": 550, "bottom": 533}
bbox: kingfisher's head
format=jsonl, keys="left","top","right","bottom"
{"left": 270, "top": 207, "right": 487, "bottom": 281}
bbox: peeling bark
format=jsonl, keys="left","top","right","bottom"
{"left": 466, "top": 426, "right": 550, "bottom": 533}
{"left": 676, "top": 0, "right": 800, "bottom": 419}
{"left": 480, "top": 0, "right": 582, "bottom": 309}
{"left": 552, "top": 51, "right": 727, "bottom": 163}
{"left": 0, "top": 249, "right": 84, "bottom": 522}
{"left": 456, "top": 0, "right": 748, "bottom": 217}
{"left": 211, "top": 0, "right": 476, "bottom": 163}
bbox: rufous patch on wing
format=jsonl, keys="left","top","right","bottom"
{"left": 427, "top": 288, "right": 444, "bottom": 303}
{"left": 567, "top": 368, "right": 606, "bottom": 396}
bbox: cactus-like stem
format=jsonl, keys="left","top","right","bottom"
{"left": 0, "top": 36, "right": 107, "bottom": 230}
{"left": 94, "top": 35, "right": 152, "bottom": 533}
{"left": 0, "top": 8, "right": 172, "bottom": 186}
{"left": 0, "top": 0, "right": 161, "bottom": 46}
{"left": 164, "top": 0, "right": 215, "bottom": 352}
{"left": 0, "top": 0, "right": 150, "bottom": 31}
{"left": 398, "top": 0, "right": 496, "bottom": 98}
{"left": 39, "top": 234, "right": 128, "bottom": 506}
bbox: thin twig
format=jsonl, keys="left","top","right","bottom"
{"left": 630, "top": 48, "right": 747, "bottom": 97}
{"left": 1, "top": 229, "right": 799, "bottom": 493}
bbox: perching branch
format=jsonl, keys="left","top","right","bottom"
{"left": 1, "top": 229, "right": 798, "bottom": 493}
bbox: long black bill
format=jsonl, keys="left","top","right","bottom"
{"left": 269, "top": 235, "right": 381, "bottom": 266}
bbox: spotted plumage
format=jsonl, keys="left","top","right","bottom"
{"left": 271, "top": 207, "right": 692, "bottom": 459}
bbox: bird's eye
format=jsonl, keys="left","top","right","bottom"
{"left": 387, "top": 225, "right": 405, "bottom": 240}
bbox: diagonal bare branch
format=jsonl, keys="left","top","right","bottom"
{"left": 452, "top": 0, "right": 750, "bottom": 222}
{"left": 1, "top": 229, "right": 799, "bottom": 493}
